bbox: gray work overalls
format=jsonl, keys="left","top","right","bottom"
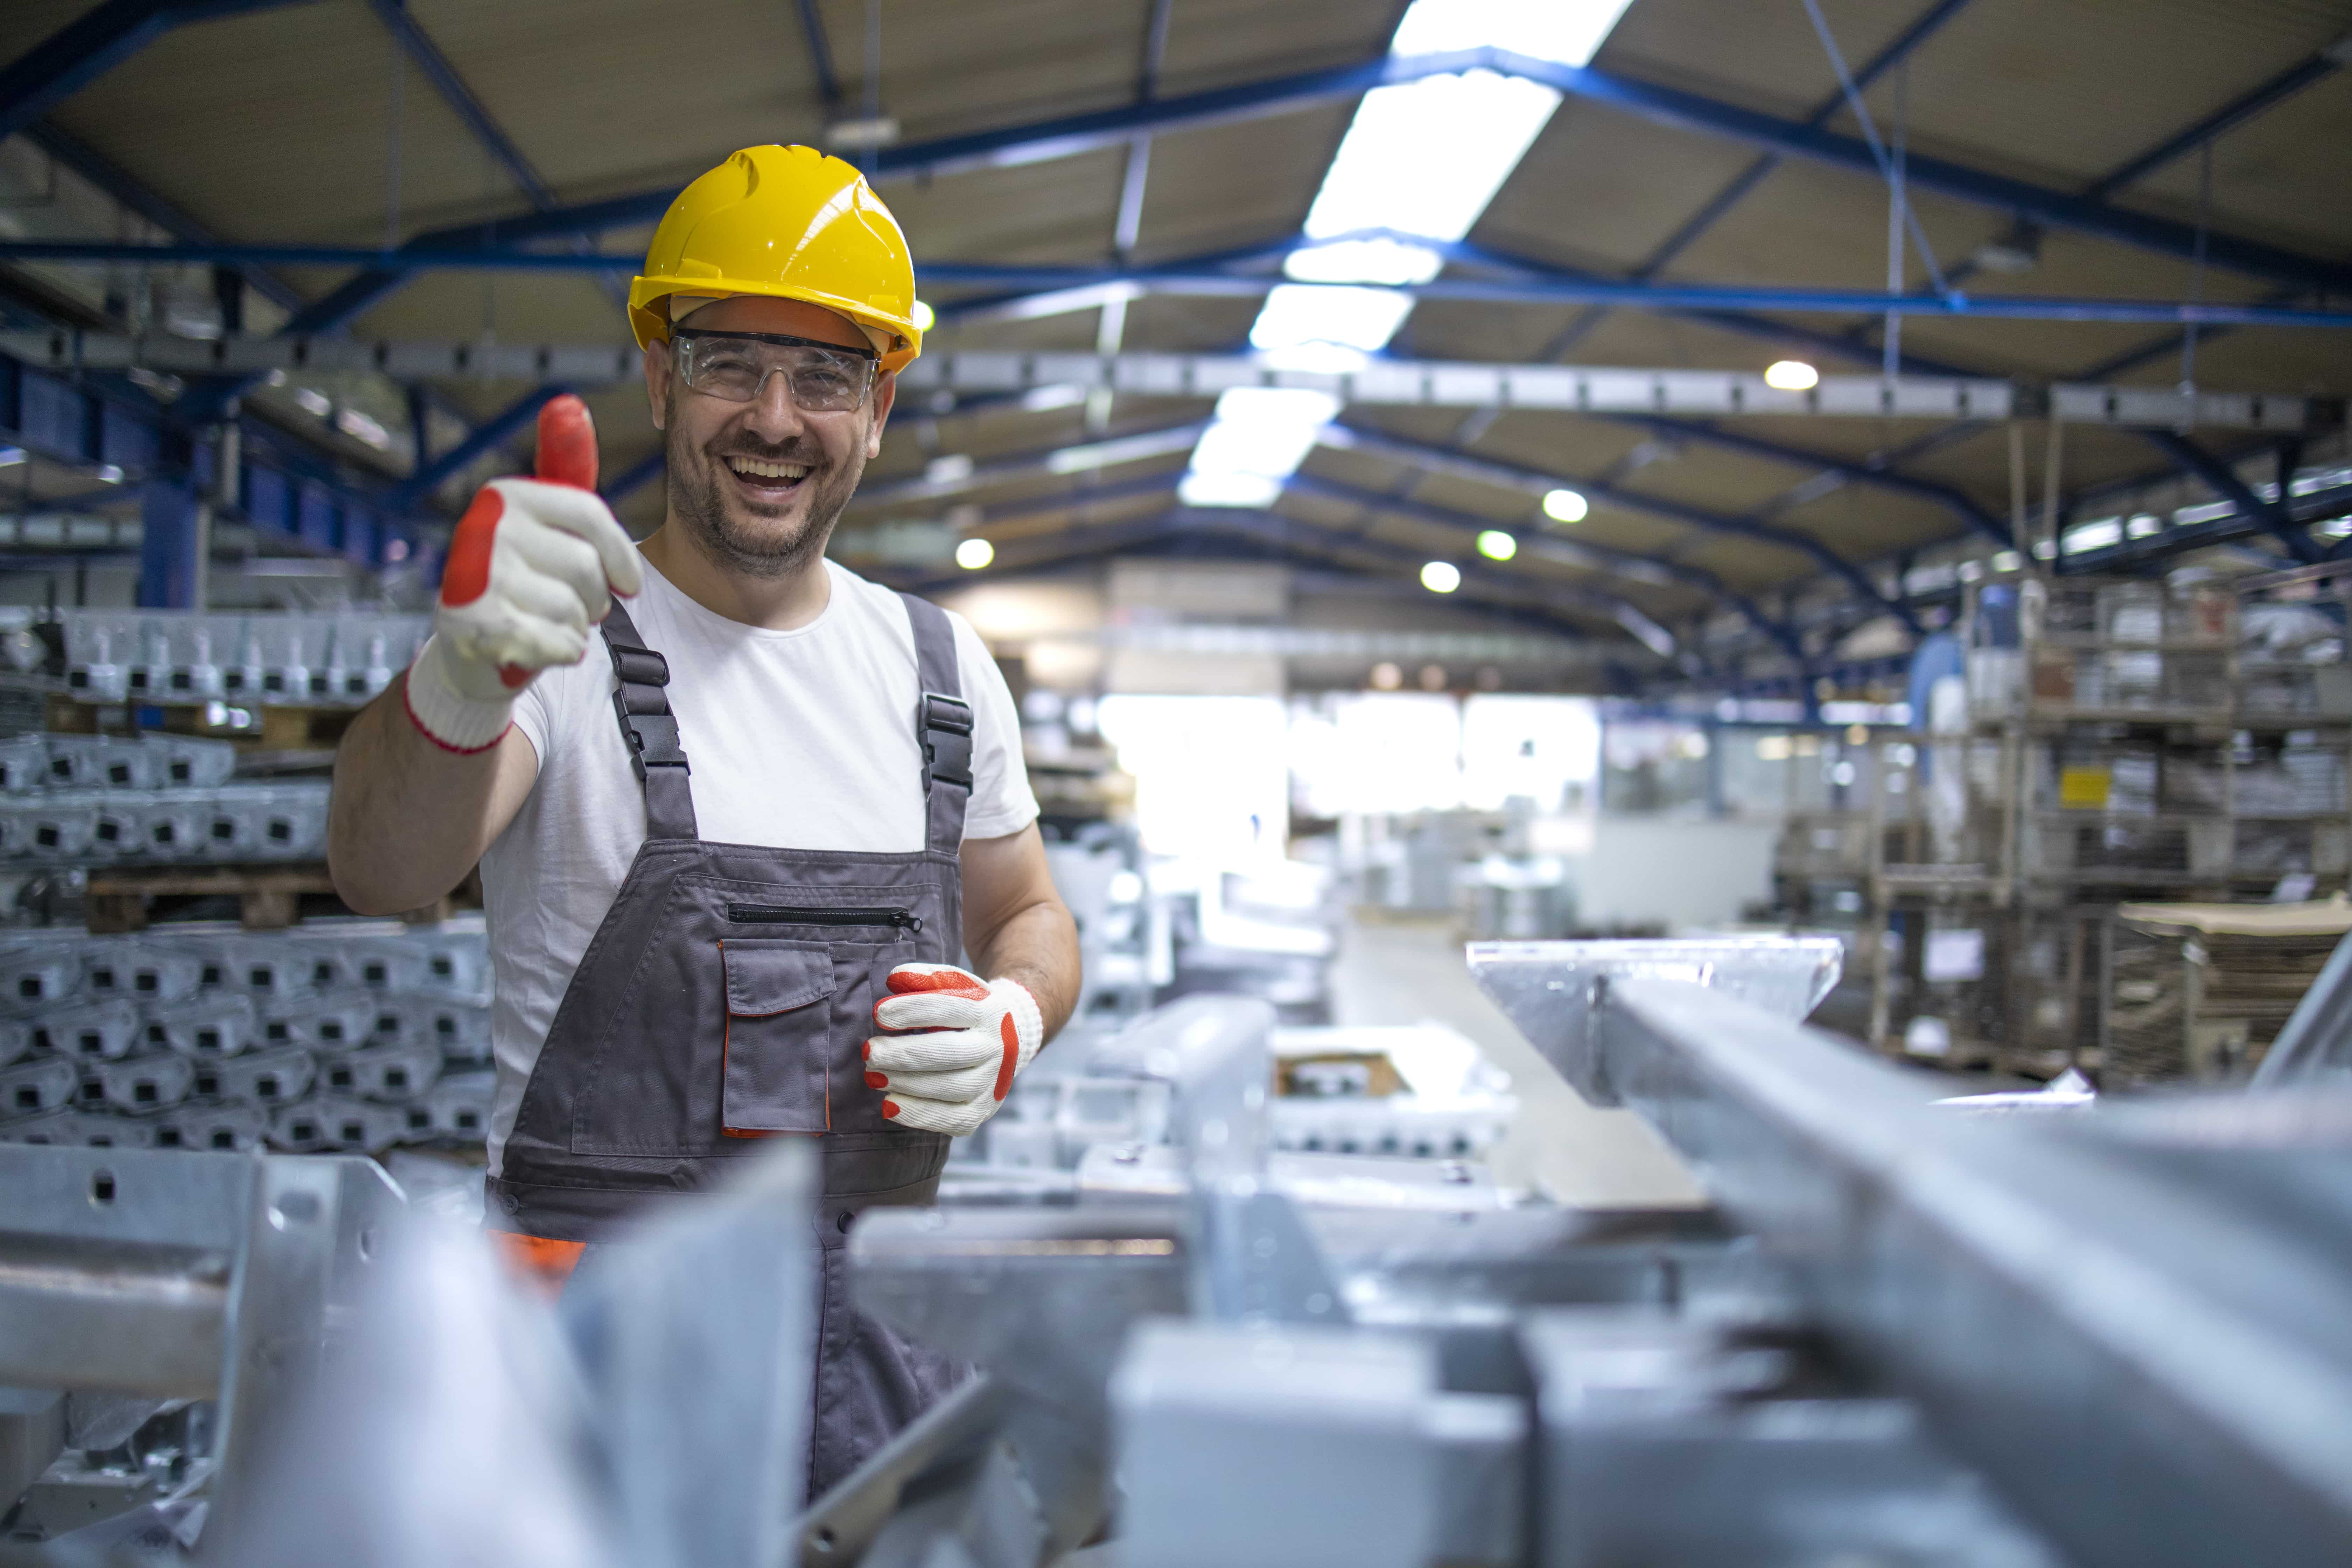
{"left": 484, "top": 594, "right": 974, "bottom": 1499}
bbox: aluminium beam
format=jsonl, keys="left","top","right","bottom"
{"left": 1468, "top": 957, "right": 2352, "bottom": 1568}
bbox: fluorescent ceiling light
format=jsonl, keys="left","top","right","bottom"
{"left": 1542, "top": 488, "right": 1588, "bottom": 523}
{"left": 1421, "top": 560, "right": 1462, "bottom": 593}
{"left": 1302, "top": 72, "right": 1563, "bottom": 246}
{"left": 1020, "top": 384, "right": 1089, "bottom": 412}
{"left": 1180, "top": 387, "right": 1340, "bottom": 509}
{"left": 1191, "top": 0, "right": 1640, "bottom": 519}
{"left": 955, "top": 537, "right": 995, "bottom": 569}
{"left": 1764, "top": 359, "right": 1819, "bottom": 391}
{"left": 1045, "top": 425, "right": 1206, "bottom": 475}
{"left": 1250, "top": 285, "right": 1415, "bottom": 362}
{"left": 1391, "top": 0, "right": 1638, "bottom": 65}
{"left": 1180, "top": 471, "right": 1284, "bottom": 509}
{"left": 1283, "top": 238, "right": 1444, "bottom": 287}
{"left": 1476, "top": 529, "right": 1517, "bottom": 560}
{"left": 910, "top": 300, "right": 935, "bottom": 331}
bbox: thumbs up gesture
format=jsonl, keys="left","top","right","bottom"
{"left": 403, "top": 396, "right": 646, "bottom": 753}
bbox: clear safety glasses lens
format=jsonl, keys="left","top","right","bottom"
{"left": 674, "top": 333, "right": 877, "bottom": 412}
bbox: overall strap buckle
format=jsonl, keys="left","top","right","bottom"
{"left": 919, "top": 691, "right": 973, "bottom": 792}
{"left": 607, "top": 637, "right": 688, "bottom": 783}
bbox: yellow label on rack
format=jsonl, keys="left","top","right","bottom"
{"left": 2058, "top": 766, "right": 2112, "bottom": 809}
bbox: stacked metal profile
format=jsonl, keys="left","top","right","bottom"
{"left": 8, "top": 938, "right": 2352, "bottom": 1563}
{"left": 0, "top": 732, "right": 328, "bottom": 863}
{"left": 0, "top": 922, "right": 494, "bottom": 1155}
{"left": 53, "top": 609, "right": 428, "bottom": 707}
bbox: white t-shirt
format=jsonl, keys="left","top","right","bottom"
{"left": 478, "top": 557, "right": 1037, "bottom": 1172}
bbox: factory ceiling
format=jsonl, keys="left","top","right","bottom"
{"left": 0, "top": 0, "right": 2346, "bottom": 678}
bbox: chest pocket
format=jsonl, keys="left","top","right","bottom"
{"left": 720, "top": 940, "right": 837, "bottom": 1135}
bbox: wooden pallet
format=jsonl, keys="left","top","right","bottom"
{"left": 83, "top": 864, "right": 477, "bottom": 933}
{"left": 45, "top": 693, "right": 364, "bottom": 749}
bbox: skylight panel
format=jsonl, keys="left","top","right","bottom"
{"left": 1182, "top": 0, "right": 1640, "bottom": 509}
{"left": 1179, "top": 388, "right": 1342, "bottom": 508}
{"left": 1300, "top": 71, "right": 1565, "bottom": 246}
{"left": 1390, "top": 0, "right": 1638, "bottom": 66}
{"left": 1249, "top": 285, "right": 1417, "bottom": 370}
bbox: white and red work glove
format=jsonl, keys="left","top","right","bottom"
{"left": 863, "top": 963, "right": 1044, "bottom": 1136}
{"left": 402, "top": 396, "right": 644, "bottom": 752}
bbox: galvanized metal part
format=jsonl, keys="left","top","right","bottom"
{"left": 1466, "top": 936, "right": 1844, "bottom": 1104}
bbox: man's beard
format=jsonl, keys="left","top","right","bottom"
{"left": 665, "top": 414, "right": 864, "bottom": 581}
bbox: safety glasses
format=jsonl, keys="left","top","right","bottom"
{"left": 670, "top": 329, "right": 880, "bottom": 413}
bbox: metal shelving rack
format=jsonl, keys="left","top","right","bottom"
{"left": 1864, "top": 569, "right": 2352, "bottom": 1079}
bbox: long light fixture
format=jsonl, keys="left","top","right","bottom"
{"left": 1177, "top": 388, "right": 1342, "bottom": 509}
{"left": 1182, "top": 0, "right": 1639, "bottom": 507}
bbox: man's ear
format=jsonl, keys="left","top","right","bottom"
{"left": 866, "top": 370, "right": 897, "bottom": 461}
{"left": 643, "top": 338, "right": 672, "bottom": 432}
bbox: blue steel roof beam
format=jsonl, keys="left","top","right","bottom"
{"left": 2087, "top": 38, "right": 2351, "bottom": 198}
{"left": 1494, "top": 50, "right": 2352, "bottom": 294}
{"left": 1209, "top": 508, "right": 1670, "bottom": 652}
{"left": 600, "top": 448, "right": 667, "bottom": 507}
{"left": 793, "top": 0, "right": 844, "bottom": 110}
{"left": 1321, "top": 420, "right": 1923, "bottom": 634}
{"left": 0, "top": 0, "right": 320, "bottom": 146}
{"left": 1542, "top": 0, "right": 1980, "bottom": 361}
{"left": 391, "top": 383, "right": 568, "bottom": 508}
{"left": 22, "top": 239, "right": 2352, "bottom": 330}
{"left": 1281, "top": 470, "right": 1804, "bottom": 660}
{"left": 905, "top": 511, "right": 1633, "bottom": 653}
{"left": 366, "top": 0, "right": 552, "bottom": 209}
{"left": 2136, "top": 428, "right": 2320, "bottom": 562}
{"left": 274, "top": 43, "right": 2351, "bottom": 293}
{"left": 1829, "top": 39, "right": 2349, "bottom": 390}
{"left": 18, "top": 232, "right": 2352, "bottom": 329}
{"left": 362, "top": 0, "right": 634, "bottom": 312}
{"left": 19, "top": 122, "right": 304, "bottom": 314}
{"left": 1599, "top": 414, "right": 2009, "bottom": 546}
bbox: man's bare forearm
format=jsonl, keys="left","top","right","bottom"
{"left": 327, "top": 671, "right": 537, "bottom": 915}
{"left": 972, "top": 898, "right": 1080, "bottom": 1040}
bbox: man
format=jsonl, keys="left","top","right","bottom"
{"left": 326, "top": 144, "right": 1080, "bottom": 1497}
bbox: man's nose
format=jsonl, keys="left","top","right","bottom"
{"left": 741, "top": 370, "right": 808, "bottom": 441}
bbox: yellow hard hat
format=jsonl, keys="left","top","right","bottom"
{"left": 628, "top": 145, "right": 923, "bottom": 372}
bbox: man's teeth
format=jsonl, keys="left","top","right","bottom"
{"left": 727, "top": 457, "right": 811, "bottom": 481}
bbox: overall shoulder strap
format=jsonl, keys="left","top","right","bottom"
{"left": 598, "top": 601, "right": 699, "bottom": 841}
{"left": 899, "top": 593, "right": 972, "bottom": 856}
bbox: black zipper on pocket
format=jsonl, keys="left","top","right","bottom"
{"left": 725, "top": 903, "right": 923, "bottom": 934}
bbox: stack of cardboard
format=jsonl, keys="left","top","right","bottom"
{"left": 2107, "top": 896, "right": 2352, "bottom": 1086}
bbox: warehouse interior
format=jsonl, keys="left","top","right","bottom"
{"left": 0, "top": 0, "right": 2350, "bottom": 1562}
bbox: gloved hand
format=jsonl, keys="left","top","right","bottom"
{"left": 402, "top": 395, "right": 645, "bottom": 752}
{"left": 863, "top": 962, "right": 1045, "bottom": 1136}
